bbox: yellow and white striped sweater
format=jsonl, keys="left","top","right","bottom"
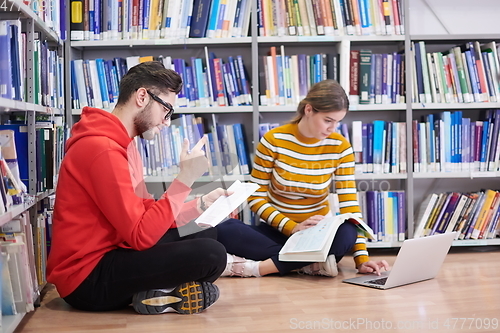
{"left": 248, "top": 123, "right": 369, "bottom": 267}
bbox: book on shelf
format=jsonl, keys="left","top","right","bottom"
{"left": 1, "top": 251, "right": 17, "bottom": 316}
{"left": 278, "top": 213, "right": 376, "bottom": 262}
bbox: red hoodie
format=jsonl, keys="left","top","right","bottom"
{"left": 47, "top": 107, "right": 200, "bottom": 297}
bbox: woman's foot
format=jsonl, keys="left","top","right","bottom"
{"left": 221, "top": 254, "right": 261, "bottom": 277}
{"left": 298, "top": 255, "right": 338, "bottom": 277}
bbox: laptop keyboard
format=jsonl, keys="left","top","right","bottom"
{"left": 367, "top": 277, "right": 388, "bottom": 285}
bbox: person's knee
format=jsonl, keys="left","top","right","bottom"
{"left": 339, "top": 222, "right": 358, "bottom": 245}
{"left": 198, "top": 238, "right": 227, "bottom": 266}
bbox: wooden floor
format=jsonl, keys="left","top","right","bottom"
{"left": 15, "top": 246, "right": 500, "bottom": 333}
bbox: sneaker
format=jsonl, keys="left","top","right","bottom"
{"left": 132, "top": 281, "right": 219, "bottom": 315}
{"left": 221, "top": 254, "right": 260, "bottom": 277}
{"left": 298, "top": 255, "right": 338, "bottom": 277}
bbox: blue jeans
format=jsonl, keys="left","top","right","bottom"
{"left": 215, "top": 219, "right": 358, "bottom": 275}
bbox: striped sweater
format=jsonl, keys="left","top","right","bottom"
{"left": 248, "top": 123, "right": 369, "bottom": 267}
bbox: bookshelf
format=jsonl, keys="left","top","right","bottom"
{"left": 66, "top": 0, "right": 500, "bottom": 247}
{"left": 0, "top": 0, "right": 65, "bottom": 331}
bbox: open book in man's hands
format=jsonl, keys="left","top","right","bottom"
{"left": 279, "top": 213, "right": 376, "bottom": 262}
{"left": 195, "top": 180, "right": 260, "bottom": 227}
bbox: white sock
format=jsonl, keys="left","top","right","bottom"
{"left": 251, "top": 261, "right": 261, "bottom": 277}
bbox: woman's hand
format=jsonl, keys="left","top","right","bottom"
{"left": 291, "top": 215, "right": 325, "bottom": 234}
{"left": 357, "top": 260, "right": 391, "bottom": 275}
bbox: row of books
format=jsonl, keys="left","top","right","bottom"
{"left": 412, "top": 110, "right": 500, "bottom": 173}
{"left": 356, "top": 190, "right": 406, "bottom": 242}
{"left": 258, "top": 0, "right": 404, "bottom": 37}
{"left": 411, "top": 41, "right": 500, "bottom": 104}
{"left": 349, "top": 50, "right": 406, "bottom": 105}
{"left": 348, "top": 120, "right": 407, "bottom": 174}
{"left": 136, "top": 115, "right": 251, "bottom": 177}
{"left": 71, "top": 51, "right": 252, "bottom": 110}
{"left": 11, "top": 0, "right": 66, "bottom": 40}
{"left": 0, "top": 116, "right": 66, "bottom": 193}
{"left": 0, "top": 214, "right": 38, "bottom": 316}
{"left": 69, "top": 0, "right": 252, "bottom": 40}
{"left": 0, "top": 129, "right": 27, "bottom": 214}
{"left": 163, "top": 52, "right": 252, "bottom": 108}
{"left": 0, "top": 20, "right": 65, "bottom": 108}
{"left": 261, "top": 46, "right": 339, "bottom": 106}
{"left": 414, "top": 190, "right": 500, "bottom": 240}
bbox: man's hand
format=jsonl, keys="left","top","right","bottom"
{"left": 291, "top": 215, "right": 325, "bottom": 234}
{"left": 176, "top": 137, "right": 209, "bottom": 187}
{"left": 201, "top": 188, "right": 234, "bottom": 208}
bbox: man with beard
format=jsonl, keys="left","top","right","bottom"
{"left": 47, "top": 61, "right": 227, "bottom": 315}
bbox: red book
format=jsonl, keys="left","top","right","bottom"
{"left": 349, "top": 50, "right": 360, "bottom": 104}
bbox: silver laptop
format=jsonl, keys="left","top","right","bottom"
{"left": 342, "top": 232, "right": 457, "bottom": 290}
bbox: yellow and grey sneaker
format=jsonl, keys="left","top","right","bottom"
{"left": 132, "top": 281, "right": 219, "bottom": 315}
{"left": 298, "top": 255, "right": 338, "bottom": 277}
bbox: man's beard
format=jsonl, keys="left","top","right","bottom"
{"left": 134, "top": 102, "right": 157, "bottom": 140}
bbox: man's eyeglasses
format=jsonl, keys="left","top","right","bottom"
{"left": 146, "top": 90, "right": 174, "bottom": 120}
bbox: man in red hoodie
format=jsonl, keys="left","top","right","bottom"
{"left": 46, "top": 61, "right": 227, "bottom": 315}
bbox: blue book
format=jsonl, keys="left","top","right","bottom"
{"left": 216, "top": 125, "right": 231, "bottom": 175}
{"left": 95, "top": 58, "right": 110, "bottom": 107}
{"left": 362, "top": 123, "right": 368, "bottom": 172}
{"left": 9, "top": 22, "right": 21, "bottom": 101}
{"left": 462, "top": 117, "right": 471, "bottom": 167}
{"left": 298, "top": 54, "right": 308, "bottom": 99}
{"left": 457, "top": 111, "right": 463, "bottom": 169}
{"left": 232, "top": 124, "right": 250, "bottom": 174}
{"left": 488, "top": 110, "right": 500, "bottom": 171}
{"left": 141, "top": 0, "right": 151, "bottom": 37}
{"left": 221, "top": 62, "right": 235, "bottom": 106}
{"left": 481, "top": 52, "right": 496, "bottom": 101}
{"left": 228, "top": 56, "right": 243, "bottom": 105}
{"left": 479, "top": 119, "right": 490, "bottom": 171}
{"left": 426, "top": 113, "right": 435, "bottom": 167}
{"left": 173, "top": 58, "right": 188, "bottom": 107}
{"left": 372, "top": 120, "right": 385, "bottom": 173}
{"left": 236, "top": 55, "right": 251, "bottom": 105}
{"left": 365, "top": 191, "right": 379, "bottom": 241}
{"left": 275, "top": 55, "right": 285, "bottom": 105}
{"left": 194, "top": 58, "right": 207, "bottom": 106}
{"left": 441, "top": 111, "right": 452, "bottom": 171}
{"left": 413, "top": 42, "right": 425, "bottom": 103}
{"left": 381, "top": 53, "right": 388, "bottom": 103}
{"left": 396, "top": 191, "right": 406, "bottom": 241}
{"left": 366, "top": 123, "right": 374, "bottom": 172}
{"left": 106, "top": 59, "right": 120, "bottom": 103}
{"left": 358, "top": 0, "right": 371, "bottom": 33}
{"left": 314, "top": 54, "right": 322, "bottom": 84}
{"left": 207, "top": 132, "right": 219, "bottom": 173}
{"left": 377, "top": 191, "right": 385, "bottom": 241}
{"left": 185, "top": 66, "right": 196, "bottom": 107}
{"left": 190, "top": 58, "right": 200, "bottom": 107}
{"left": 0, "top": 21, "right": 13, "bottom": 99}
{"left": 206, "top": 0, "right": 221, "bottom": 38}
{"left": 232, "top": 0, "right": 244, "bottom": 36}
{"left": 70, "top": 61, "right": 79, "bottom": 109}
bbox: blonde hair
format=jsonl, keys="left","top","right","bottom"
{"left": 290, "top": 80, "right": 349, "bottom": 124}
